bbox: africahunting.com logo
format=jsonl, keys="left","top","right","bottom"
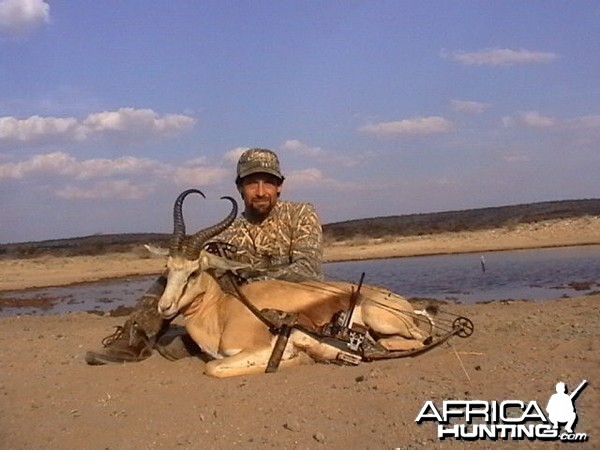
{"left": 415, "top": 380, "right": 589, "bottom": 442}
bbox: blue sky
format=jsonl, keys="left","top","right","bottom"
{"left": 1, "top": 1, "right": 599, "bottom": 243}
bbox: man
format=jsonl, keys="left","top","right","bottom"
{"left": 546, "top": 382, "right": 578, "bottom": 434}
{"left": 85, "top": 148, "right": 323, "bottom": 365}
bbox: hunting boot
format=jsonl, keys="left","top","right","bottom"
{"left": 84, "top": 320, "right": 154, "bottom": 365}
{"left": 154, "top": 325, "right": 201, "bottom": 361}
{"left": 85, "top": 274, "right": 168, "bottom": 365}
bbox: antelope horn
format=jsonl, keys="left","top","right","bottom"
{"left": 169, "top": 189, "right": 206, "bottom": 256}
{"left": 184, "top": 196, "right": 238, "bottom": 260}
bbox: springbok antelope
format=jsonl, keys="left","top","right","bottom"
{"left": 157, "top": 189, "right": 431, "bottom": 378}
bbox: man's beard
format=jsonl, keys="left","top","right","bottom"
{"left": 245, "top": 198, "right": 275, "bottom": 222}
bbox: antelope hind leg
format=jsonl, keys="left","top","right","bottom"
{"left": 361, "top": 300, "right": 430, "bottom": 341}
{"left": 377, "top": 335, "right": 425, "bottom": 351}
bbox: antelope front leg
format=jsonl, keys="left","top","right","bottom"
{"left": 204, "top": 348, "right": 309, "bottom": 378}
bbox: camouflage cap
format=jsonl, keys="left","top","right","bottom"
{"left": 236, "top": 148, "right": 284, "bottom": 182}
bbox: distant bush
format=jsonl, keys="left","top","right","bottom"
{"left": 322, "top": 199, "right": 600, "bottom": 242}
{"left": 1, "top": 199, "right": 598, "bottom": 258}
{"left": 0, "top": 233, "right": 171, "bottom": 260}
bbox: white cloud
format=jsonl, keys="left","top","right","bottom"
{"left": 0, "top": 115, "right": 81, "bottom": 143}
{"left": 0, "top": 151, "right": 74, "bottom": 178}
{"left": 55, "top": 180, "right": 146, "bottom": 200}
{"left": 0, "top": 152, "right": 238, "bottom": 199}
{"left": 451, "top": 100, "right": 491, "bottom": 114}
{"left": 172, "top": 166, "right": 230, "bottom": 186}
{"left": 279, "top": 139, "right": 361, "bottom": 168}
{"left": 184, "top": 156, "right": 208, "bottom": 166}
{"left": 503, "top": 111, "right": 600, "bottom": 130}
{"left": 0, "top": 0, "right": 50, "bottom": 37}
{"left": 359, "top": 116, "right": 454, "bottom": 137}
{"left": 446, "top": 48, "right": 559, "bottom": 66}
{"left": 75, "top": 156, "right": 164, "bottom": 179}
{"left": 0, "top": 108, "right": 195, "bottom": 147}
{"left": 223, "top": 147, "right": 249, "bottom": 164}
{"left": 287, "top": 168, "right": 325, "bottom": 183}
{"left": 82, "top": 108, "right": 194, "bottom": 136}
{"left": 0, "top": 151, "right": 231, "bottom": 198}
{"left": 285, "top": 167, "right": 359, "bottom": 191}
{"left": 0, "top": 151, "right": 164, "bottom": 179}
{"left": 569, "top": 115, "right": 600, "bottom": 129}
{"left": 511, "top": 111, "right": 557, "bottom": 128}
{"left": 280, "top": 139, "right": 323, "bottom": 156}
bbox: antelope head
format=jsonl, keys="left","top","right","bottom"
{"left": 157, "top": 189, "right": 243, "bottom": 319}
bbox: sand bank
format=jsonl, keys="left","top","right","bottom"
{"left": 1, "top": 216, "right": 598, "bottom": 292}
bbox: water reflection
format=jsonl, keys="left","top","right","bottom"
{"left": 0, "top": 275, "right": 157, "bottom": 317}
{"left": 1, "top": 245, "right": 598, "bottom": 316}
{"left": 325, "top": 245, "right": 600, "bottom": 303}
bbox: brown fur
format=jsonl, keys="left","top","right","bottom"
{"left": 157, "top": 254, "right": 430, "bottom": 378}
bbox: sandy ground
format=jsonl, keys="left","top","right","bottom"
{"left": 0, "top": 216, "right": 599, "bottom": 449}
{"left": 0, "top": 296, "right": 598, "bottom": 449}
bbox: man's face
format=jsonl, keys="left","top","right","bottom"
{"left": 239, "top": 173, "right": 282, "bottom": 221}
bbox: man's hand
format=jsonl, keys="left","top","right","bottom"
{"left": 204, "top": 241, "right": 238, "bottom": 258}
{"left": 235, "top": 267, "right": 267, "bottom": 280}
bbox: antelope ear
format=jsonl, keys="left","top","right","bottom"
{"left": 144, "top": 244, "right": 169, "bottom": 257}
{"left": 198, "top": 250, "right": 252, "bottom": 272}
{"left": 200, "top": 253, "right": 210, "bottom": 270}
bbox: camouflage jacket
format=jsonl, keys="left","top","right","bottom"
{"left": 213, "top": 200, "right": 323, "bottom": 282}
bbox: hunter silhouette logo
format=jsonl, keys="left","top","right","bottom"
{"left": 416, "top": 379, "right": 589, "bottom": 442}
{"left": 546, "top": 380, "right": 587, "bottom": 435}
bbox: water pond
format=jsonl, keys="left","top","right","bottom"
{"left": 1, "top": 245, "right": 598, "bottom": 316}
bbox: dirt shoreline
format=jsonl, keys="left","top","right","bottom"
{"left": 1, "top": 216, "right": 598, "bottom": 292}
